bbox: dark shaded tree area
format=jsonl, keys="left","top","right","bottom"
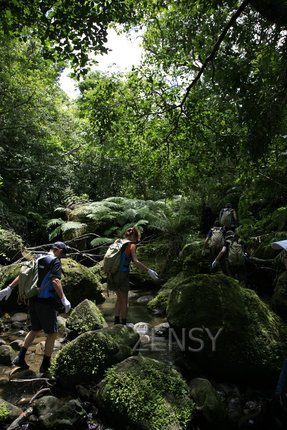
{"left": 0, "top": 0, "right": 287, "bottom": 244}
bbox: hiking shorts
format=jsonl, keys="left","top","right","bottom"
{"left": 109, "top": 270, "right": 130, "bottom": 292}
{"left": 29, "top": 299, "right": 58, "bottom": 334}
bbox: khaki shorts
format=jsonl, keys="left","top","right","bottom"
{"left": 108, "top": 271, "right": 130, "bottom": 292}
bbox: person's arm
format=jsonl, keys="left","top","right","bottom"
{"left": 212, "top": 246, "right": 227, "bottom": 268}
{"left": 130, "top": 246, "right": 149, "bottom": 272}
{"left": 0, "top": 275, "right": 19, "bottom": 301}
{"left": 51, "top": 277, "right": 65, "bottom": 299}
{"left": 130, "top": 246, "right": 158, "bottom": 280}
{"left": 52, "top": 277, "right": 71, "bottom": 313}
{"left": 233, "top": 210, "right": 238, "bottom": 222}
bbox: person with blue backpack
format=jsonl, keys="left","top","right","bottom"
{"left": 0, "top": 241, "right": 71, "bottom": 373}
{"left": 109, "top": 227, "right": 158, "bottom": 326}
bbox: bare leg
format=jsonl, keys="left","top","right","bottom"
{"left": 23, "top": 330, "right": 41, "bottom": 349}
{"left": 120, "top": 291, "right": 128, "bottom": 320}
{"left": 44, "top": 332, "right": 58, "bottom": 357}
{"left": 115, "top": 291, "right": 128, "bottom": 320}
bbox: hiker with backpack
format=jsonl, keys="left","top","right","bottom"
{"left": 202, "top": 220, "right": 227, "bottom": 273}
{"left": 219, "top": 203, "right": 238, "bottom": 231}
{"left": 0, "top": 241, "right": 71, "bottom": 373}
{"left": 211, "top": 230, "right": 247, "bottom": 286}
{"left": 105, "top": 227, "right": 158, "bottom": 326}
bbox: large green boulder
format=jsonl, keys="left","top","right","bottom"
{"left": 66, "top": 299, "right": 106, "bottom": 339}
{"left": 61, "top": 258, "right": 104, "bottom": 306}
{"left": 166, "top": 273, "right": 287, "bottom": 383}
{"left": 95, "top": 355, "right": 195, "bottom": 430}
{"left": 51, "top": 325, "right": 139, "bottom": 386}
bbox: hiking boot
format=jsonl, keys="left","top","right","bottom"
{"left": 12, "top": 355, "right": 29, "bottom": 369}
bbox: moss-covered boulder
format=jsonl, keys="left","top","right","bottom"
{"left": 166, "top": 273, "right": 287, "bottom": 383}
{"left": 30, "top": 396, "right": 87, "bottom": 429}
{"left": 0, "top": 229, "right": 24, "bottom": 265}
{"left": 189, "top": 378, "right": 227, "bottom": 427}
{"left": 51, "top": 325, "right": 139, "bottom": 386}
{"left": 272, "top": 271, "right": 287, "bottom": 320}
{"left": 61, "top": 258, "right": 104, "bottom": 306}
{"left": 0, "top": 400, "right": 22, "bottom": 424}
{"left": 95, "top": 355, "right": 195, "bottom": 430}
{"left": 66, "top": 299, "right": 106, "bottom": 339}
{"left": 181, "top": 239, "right": 210, "bottom": 276}
{"left": 147, "top": 288, "right": 171, "bottom": 315}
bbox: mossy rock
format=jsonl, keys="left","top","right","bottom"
{"left": 0, "top": 400, "right": 22, "bottom": 424}
{"left": 181, "top": 239, "right": 210, "bottom": 275}
{"left": 95, "top": 354, "right": 195, "bottom": 430}
{"left": 31, "top": 395, "right": 87, "bottom": 428}
{"left": 189, "top": 378, "right": 227, "bottom": 426}
{"left": 272, "top": 271, "right": 287, "bottom": 320}
{"left": 0, "top": 229, "right": 24, "bottom": 265}
{"left": 61, "top": 258, "right": 104, "bottom": 306}
{"left": 51, "top": 325, "right": 139, "bottom": 387}
{"left": 166, "top": 273, "right": 287, "bottom": 383}
{"left": 66, "top": 299, "right": 106, "bottom": 339}
{"left": 147, "top": 289, "right": 171, "bottom": 315}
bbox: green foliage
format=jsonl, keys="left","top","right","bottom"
{"left": 102, "top": 356, "right": 194, "bottom": 429}
{"left": 0, "top": 0, "right": 138, "bottom": 75}
{"left": 0, "top": 402, "right": 9, "bottom": 423}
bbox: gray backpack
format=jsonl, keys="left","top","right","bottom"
{"left": 18, "top": 255, "right": 55, "bottom": 304}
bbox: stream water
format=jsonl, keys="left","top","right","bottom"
{"left": 0, "top": 288, "right": 185, "bottom": 428}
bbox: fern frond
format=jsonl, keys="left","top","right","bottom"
{"left": 90, "top": 237, "right": 114, "bottom": 247}
{"left": 46, "top": 218, "right": 64, "bottom": 228}
{"left": 61, "top": 221, "right": 87, "bottom": 232}
{"left": 49, "top": 226, "right": 62, "bottom": 240}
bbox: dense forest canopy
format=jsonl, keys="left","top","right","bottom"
{"left": 0, "top": 0, "right": 287, "bottom": 244}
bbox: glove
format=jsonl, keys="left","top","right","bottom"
{"left": 202, "top": 250, "right": 206, "bottom": 256}
{"left": 0, "top": 286, "right": 12, "bottom": 301}
{"left": 147, "top": 269, "right": 159, "bottom": 280}
{"left": 211, "top": 260, "right": 217, "bottom": 269}
{"left": 61, "top": 296, "right": 71, "bottom": 313}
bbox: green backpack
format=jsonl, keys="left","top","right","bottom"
{"left": 18, "top": 255, "right": 55, "bottom": 304}
{"left": 220, "top": 208, "right": 233, "bottom": 228}
{"left": 227, "top": 239, "right": 245, "bottom": 266}
{"left": 209, "top": 227, "right": 224, "bottom": 249}
{"left": 102, "top": 239, "right": 132, "bottom": 275}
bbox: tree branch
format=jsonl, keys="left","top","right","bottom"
{"left": 164, "top": 0, "right": 251, "bottom": 142}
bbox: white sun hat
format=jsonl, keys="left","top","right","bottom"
{"left": 271, "top": 240, "right": 287, "bottom": 251}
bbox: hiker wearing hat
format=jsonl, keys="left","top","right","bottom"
{"left": 0, "top": 241, "right": 71, "bottom": 373}
{"left": 211, "top": 230, "right": 247, "bottom": 286}
{"left": 219, "top": 203, "right": 238, "bottom": 231}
